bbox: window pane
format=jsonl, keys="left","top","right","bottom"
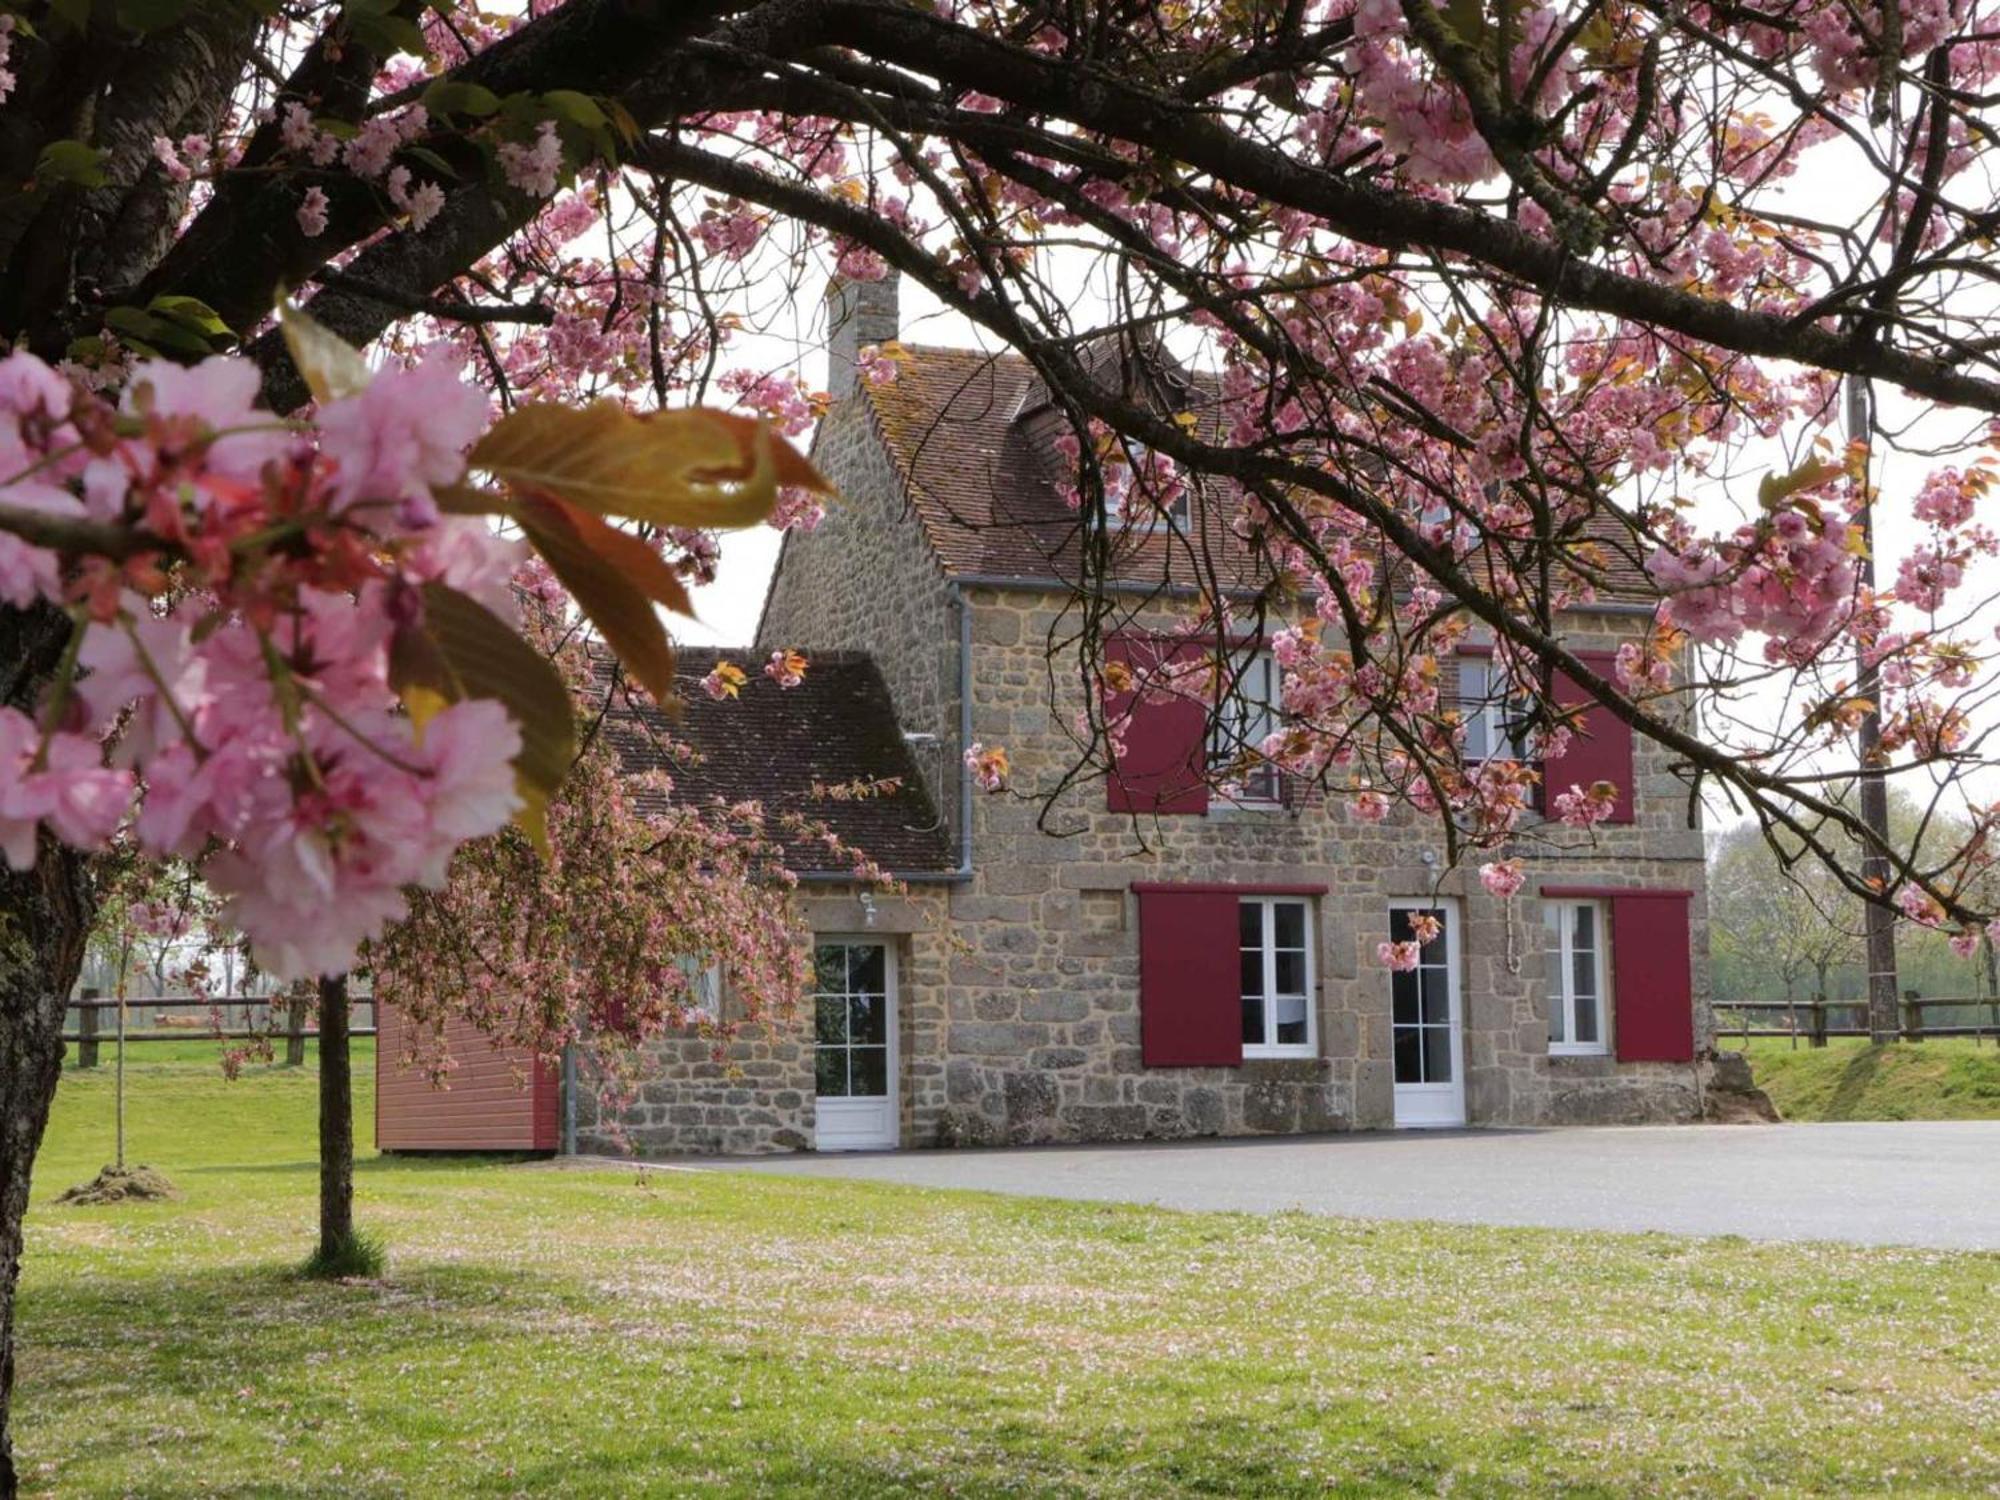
{"left": 1392, "top": 969, "right": 1420, "bottom": 1026}
{"left": 1549, "top": 997, "right": 1569, "bottom": 1045}
{"left": 1389, "top": 907, "right": 1415, "bottom": 944}
{"left": 1422, "top": 1025, "right": 1454, "bottom": 1083}
{"left": 1275, "top": 994, "right": 1307, "bottom": 1046}
{"left": 1241, "top": 949, "right": 1264, "bottom": 1001}
{"left": 848, "top": 944, "right": 886, "bottom": 994}
{"left": 815, "top": 1046, "right": 848, "bottom": 1097}
{"left": 1274, "top": 902, "right": 1305, "bottom": 949}
{"left": 1542, "top": 904, "right": 1562, "bottom": 943}
{"left": 815, "top": 995, "right": 847, "bottom": 1047}
{"left": 1242, "top": 996, "right": 1266, "bottom": 1047}
{"left": 849, "top": 1046, "right": 888, "bottom": 1097}
{"left": 814, "top": 945, "right": 847, "bottom": 993}
{"left": 1239, "top": 901, "right": 1263, "bottom": 946}
{"left": 850, "top": 993, "right": 887, "bottom": 1046}
{"left": 1575, "top": 991, "right": 1599, "bottom": 1044}
{"left": 1393, "top": 1027, "right": 1423, "bottom": 1083}
{"left": 1573, "top": 903, "right": 1596, "bottom": 951}
{"left": 1572, "top": 945, "right": 1596, "bottom": 1001}
{"left": 1275, "top": 950, "right": 1306, "bottom": 996}
{"left": 1420, "top": 967, "right": 1451, "bottom": 1026}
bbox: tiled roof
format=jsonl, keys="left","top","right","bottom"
{"left": 862, "top": 343, "right": 1651, "bottom": 600}
{"left": 861, "top": 344, "right": 1267, "bottom": 592}
{"left": 599, "top": 648, "right": 955, "bottom": 876}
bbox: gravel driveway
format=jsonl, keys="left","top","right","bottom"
{"left": 688, "top": 1122, "right": 2000, "bottom": 1250}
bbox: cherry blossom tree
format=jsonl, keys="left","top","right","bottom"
{"left": 7, "top": 0, "right": 2000, "bottom": 1487}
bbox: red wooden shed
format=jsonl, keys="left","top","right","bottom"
{"left": 375, "top": 1002, "right": 559, "bottom": 1153}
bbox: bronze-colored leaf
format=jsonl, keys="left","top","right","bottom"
{"left": 469, "top": 402, "right": 829, "bottom": 529}
{"left": 277, "top": 296, "right": 372, "bottom": 403}
{"left": 514, "top": 490, "right": 690, "bottom": 704}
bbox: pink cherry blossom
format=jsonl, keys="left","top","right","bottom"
{"left": 1478, "top": 859, "right": 1526, "bottom": 898}
{"left": 499, "top": 121, "right": 564, "bottom": 197}
{"left": 297, "top": 186, "right": 330, "bottom": 238}
{"left": 1377, "top": 940, "right": 1421, "bottom": 971}
{"left": 316, "top": 345, "right": 488, "bottom": 526}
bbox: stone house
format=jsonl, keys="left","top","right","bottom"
{"left": 377, "top": 276, "right": 1712, "bottom": 1157}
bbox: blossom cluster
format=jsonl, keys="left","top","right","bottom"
{"left": 0, "top": 347, "right": 528, "bottom": 977}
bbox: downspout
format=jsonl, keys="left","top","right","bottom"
{"left": 561, "top": 1042, "right": 577, "bottom": 1156}
{"left": 951, "top": 579, "right": 974, "bottom": 882}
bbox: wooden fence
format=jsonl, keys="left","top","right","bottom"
{"left": 61, "top": 991, "right": 377, "bottom": 1067}
{"left": 1712, "top": 992, "right": 2000, "bottom": 1048}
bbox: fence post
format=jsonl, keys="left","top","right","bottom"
{"left": 1901, "top": 990, "right": 1921, "bottom": 1043}
{"left": 1810, "top": 995, "right": 1827, "bottom": 1049}
{"left": 75, "top": 986, "right": 99, "bottom": 1068}
{"left": 285, "top": 983, "right": 309, "bottom": 1067}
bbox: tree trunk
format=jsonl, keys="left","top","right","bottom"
{"left": 316, "top": 973, "right": 353, "bottom": 1262}
{"left": 0, "top": 840, "right": 96, "bottom": 1500}
{"left": 0, "top": 599, "right": 98, "bottom": 1500}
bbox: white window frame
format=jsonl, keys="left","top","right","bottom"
{"left": 1209, "top": 649, "right": 1283, "bottom": 807}
{"left": 1458, "top": 653, "right": 1532, "bottom": 763}
{"left": 1240, "top": 895, "right": 1317, "bottom": 1059}
{"left": 1544, "top": 900, "right": 1610, "bottom": 1056}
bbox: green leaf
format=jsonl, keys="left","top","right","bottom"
{"left": 276, "top": 296, "right": 372, "bottom": 402}
{"left": 115, "top": 0, "right": 192, "bottom": 32}
{"left": 540, "top": 89, "right": 607, "bottom": 129}
{"left": 413, "top": 582, "right": 576, "bottom": 856}
{"left": 1758, "top": 457, "right": 1846, "bottom": 510}
{"left": 1438, "top": 0, "right": 1488, "bottom": 46}
{"left": 148, "top": 294, "right": 235, "bottom": 345}
{"left": 470, "top": 403, "right": 829, "bottom": 530}
{"left": 35, "top": 140, "right": 109, "bottom": 189}
{"left": 314, "top": 115, "right": 360, "bottom": 141}
{"left": 513, "top": 490, "right": 691, "bottom": 704}
{"left": 402, "top": 145, "right": 458, "bottom": 181}
{"left": 422, "top": 79, "right": 501, "bottom": 118}
{"left": 346, "top": 6, "right": 427, "bottom": 58}
{"left": 45, "top": 0, "right": 89, "bottom": 31}
{"left": 104, "top": 305, "right": 212, "bottom": 358}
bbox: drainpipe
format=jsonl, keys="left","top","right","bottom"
{"left": 561, "top": 1042, "right": 577, "bottom": 1156}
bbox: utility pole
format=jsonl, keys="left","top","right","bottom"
{"left": 1846, "top": 370, "right": 1901, "bottom": 1043}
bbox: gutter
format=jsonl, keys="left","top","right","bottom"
{"left": 793, "top": 579, "right": 977, "bottom": 888}
{"left": 951, "top": 569, "right": 1660, "bottom": 618}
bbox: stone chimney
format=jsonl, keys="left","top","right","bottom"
{"left": 825, "top": 274, "right": 900, "bottom": 400}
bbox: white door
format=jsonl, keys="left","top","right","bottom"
{"left": 812, "top": 938, "right": 898, "bottom": 1150}
{"left": 1389, "top": 899, "right": 1466, "bottom": 1127}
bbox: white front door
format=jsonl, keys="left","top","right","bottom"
{"left": 1389, "top": 898, "right": 1466, "bottom": 1127}
{"left": 812, "top": 938, "right": 898, "bottom": 1150}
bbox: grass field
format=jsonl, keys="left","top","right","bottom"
{"left": 17, "top": 1051, "right": 2000, "bottom": 1497}
{"left": 1735, "top": 1037, "right": 2000, "bottom": 1122}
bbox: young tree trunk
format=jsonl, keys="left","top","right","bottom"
{"left": 316, "top": 973, "right": 353, "bottom": 1260}
{"left": 0, "top": 843, "right": 96, "bottom": 1500}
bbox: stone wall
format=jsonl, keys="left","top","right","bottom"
{"left": 758, "top": 395, "right": 963, "bottom": 838}
{"left": 913, "top": 589, "right": 1711, "bottom": 1145}
{"left": 574, "top": 887, "right": 952, "bottom": 1155}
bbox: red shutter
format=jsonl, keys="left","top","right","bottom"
{"left": 1610, "top": 892, "right": 1695, "bottom": 1062}
{"left": 1546, "top": 651, "right": 1635, "bottom": 824}
{"left": 1105, "top": 635, "right": 1209, "bottom": 814}
{"left": 1137, "top": 885, "right": 1242, "bottom": 1066}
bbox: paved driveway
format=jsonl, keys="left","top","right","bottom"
{"left": 696, "top": 1122, "right": 2000, "bottom": 1250}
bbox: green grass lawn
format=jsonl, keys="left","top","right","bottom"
{"left": 16, "top": 1054, "right": 2000, "bottom": 1497}
{"left": 1736, "top": 1036, "right": 2000, "bottom": 1122}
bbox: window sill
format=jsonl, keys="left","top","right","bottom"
{"left": 1549, "top": 1045, "right": 1610, "bottom": 1059}
{"left": 1243, "top": 1045, "right": 1317, "bottom": 1062}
